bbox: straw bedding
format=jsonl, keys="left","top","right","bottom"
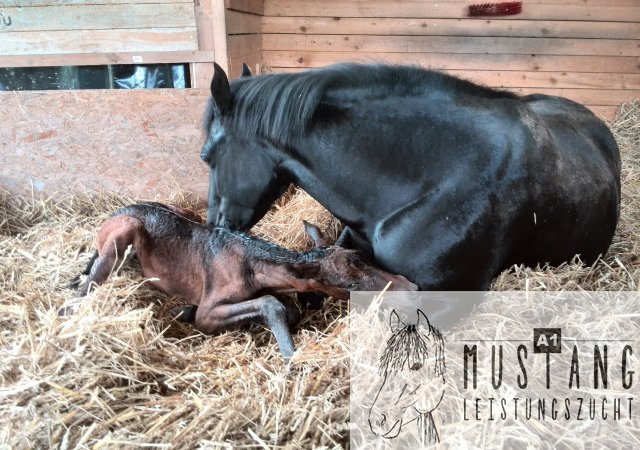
{"left": 1, "top": 102, "right": 638, "bottom": 449}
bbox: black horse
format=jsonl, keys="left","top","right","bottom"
{"left": 200, "top": 62, "right": 620, "bottom": 321}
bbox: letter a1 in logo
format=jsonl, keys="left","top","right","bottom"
{"left": 533, "top": 328, "right": 561, "bottom": 353}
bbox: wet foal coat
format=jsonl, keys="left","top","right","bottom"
{"left": 67, "top": 203, "right": 416, "bottom": 357}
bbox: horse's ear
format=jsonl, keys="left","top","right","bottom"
{"left": 241, "top": 63, "right": 252, "bottom": 78}
{"left": 303, "top": 220, "right": 329, "bottom": 248}
{"left": 416, "top": 309, "right": 432, "bottom": 330}
{"left": 211, "top": 62, "right": 231, "bottom": 112}
{"left": 389, "top": 309, "right": 404, "bottom": 333}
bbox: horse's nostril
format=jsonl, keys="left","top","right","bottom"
{"left": 410, "top": 362, "right": 423, "bottom": 371}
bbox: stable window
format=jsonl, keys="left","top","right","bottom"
{"left": 0, "top": 64, "right": 190, "bottom": 91}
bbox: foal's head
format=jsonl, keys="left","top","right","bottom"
{"left": 301, "top": 222, "right": 419, "bottom": 299}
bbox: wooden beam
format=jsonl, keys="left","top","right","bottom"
{"left": 212, "top": 0, "right": 229, "bottom": 73}
{"left": 192, "top": 0, "right": 215, "bottom": 88}
{"left": 225, "top": 0, "right": 264, "bottom": 15}
{"left": 0, "top": 4, "right": 196, "bottom": 32}
{"left": 227, "top": 9, "right": 262, "bottom": 35}
{"left": 228, "top": 34, "right": 261, "bottom": 59}
{"left": 262, "top": 51, "right": 640, "bottom": 74}
{"left": 451, "top": 70, "right": 640, "bottom": 90}
{"left": 263, "top": 34, "right": 640, "bottom": 57}
{"left": 262, "top": 17, "right": 640, "bottom": 40}
{"left": 263, "top": 1, "right": 640, "bottom": 22}
{"left": 6, "top": 0, "right": 192, "bottom": 5}
{"left": 0, "top": 50, "right": 214, "bottom": 68}
{"left": 1, "top": 28, "right": 198, "bottom": 56}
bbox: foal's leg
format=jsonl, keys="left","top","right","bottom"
{"left": 59, "top": 216, "right": 145, "bottom": 315}
{"left": 173, "top": 296, "right": 299, "bottom": 326}
{"left": 194, "top": 295, "right": 296, "bottom": 359}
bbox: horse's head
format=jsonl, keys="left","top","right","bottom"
{"left": 201, "top": 63, "right": 288, "bottom": 230}
{"left": 302, "top": 221, "right": 419, "bottom": 299}
{"left": 368, "top": 309, "right": 446, "bottom": 440}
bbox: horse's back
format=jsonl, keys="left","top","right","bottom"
{"left": 516, "top": 94, "right": 620, "bottom": 266}
{"left": 370, "top": 92, "right": 621, "bottom": 292}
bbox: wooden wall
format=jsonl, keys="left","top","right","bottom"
{"left": 261, "top": 0, "right": 640, "bottom": 119}
{"left": 0, "top": 0, "right": 217, "bottom": 69}
{"left": 0, "top": 89, "right": 210, "bottom": 198}
{"left": 225, "top": 0, "right": 264, "bottom": 78}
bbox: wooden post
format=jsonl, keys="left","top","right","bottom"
{"left": 191, "top": 0, "right": 228, "bottom": 88}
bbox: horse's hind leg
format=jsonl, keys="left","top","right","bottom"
{"left": 59, "top": 216, "right": 145, "bottom": 316}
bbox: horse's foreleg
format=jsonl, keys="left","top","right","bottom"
{"left": 194, "top": 295, "right": 296, "bottom": 359}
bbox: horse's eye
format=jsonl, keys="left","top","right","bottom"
{"left": 347, "top": 282, "right": 359, "bottom": 289}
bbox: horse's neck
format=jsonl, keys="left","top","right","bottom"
{"left": 282, "top": 152, "right": 367, "bottom": 230}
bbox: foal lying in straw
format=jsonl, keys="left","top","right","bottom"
{"left": 60, "top": 202, "right": 417, "bottom": 358}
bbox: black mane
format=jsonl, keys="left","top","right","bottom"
{"left": 206, "top": 63, "right": 518, "bottom": 145}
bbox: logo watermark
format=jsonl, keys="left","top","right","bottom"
{"left": 349, "top": 291, "right": 639, "bottom": 448}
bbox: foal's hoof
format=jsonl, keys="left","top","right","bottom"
{"left": 169, "top": 306, "right": 197, "bottom": 323}
{"left": 57, "top": 303, "right": 79, "bottom": 316}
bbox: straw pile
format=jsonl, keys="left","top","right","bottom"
{"left": 1, "top": 102, "right": 638, "bottom": 448}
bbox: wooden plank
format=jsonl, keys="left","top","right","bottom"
{"left": 229, "top": 53, "right": 261, "bottom": 77}
{"left": 450, "top": 70, "right": 640, "bottom": 90}
{"left": 0, "top": 50, "right": 215, "bottom": 68}
{"left": 261, "top": 51, "right": 640, "bottom": 74}
{"left": 225, "top": 0, "right": 264, "bottom": 15}
{"left": 0, "top": 4, "right": 196, "bottom": 33}
{"left": 195, "top": 0, "right": 215, "bottom": 51}
{"left": 265, "top": 69, "right": 638, "bottom": 106}
{"left": 262, "top": 34, "right": 640, "bottom": 57}
{"left": 226, "top": 10, "right": 262, "bottom": 35}
{"left": 192, "top": 0, "right": 215, "bottom": 88}
{"left": 589, "top": 106, "right": 620, "bottom": 122}
{"left": 4, "top": 0, "right": 192, "bottom": 5}
{"left": 1, "top": 28, "right": 198, "bottom": 56}
{"left": 262, "top": 17, "right": 640, "bottom": 40}
{"left": 212, "top": 0, "right": 229, "bottom": 73}
{"left": 513, "top": 88, "right": 640, "bottom": 106}
{"left": 263, "top": 1, "right": 640, "bottom": 22}
{"left": 228, "top": 34, "right": 261, "bottom": 59}
{"left": 258, "top": 65, "right": 640, "bottom": 91}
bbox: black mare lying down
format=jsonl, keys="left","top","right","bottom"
{"left": 200, "top": 63, "right": 621, "bottom": 325}
{"left": 61, "top": 202, "right": 417, "bottom": 358}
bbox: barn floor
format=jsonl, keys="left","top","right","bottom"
{"left": 0, "top": 102, "right": 638, "bottom": 448}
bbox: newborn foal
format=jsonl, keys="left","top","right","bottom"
{"left": 62, "top": 202, "right": 417, "bottom": 357}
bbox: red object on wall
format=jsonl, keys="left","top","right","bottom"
{"left": 467, "top": 2, "right": 523, "bottom": 17}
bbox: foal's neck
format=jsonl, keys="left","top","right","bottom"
{"left": 251, "top": 253, "right": 323, "bottom": 293}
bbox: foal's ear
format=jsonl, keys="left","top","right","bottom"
{"left": 241, "top": 63, "right": 252, "bottom": 77}
{"left": 211, "top": 62, "right": 231, "bottom": 112}
{"left": 303, "top": 220, "right": 330, "bottom": 248}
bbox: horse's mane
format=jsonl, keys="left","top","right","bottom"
{"left": 217, "top": 227, "right": 329, "bottom": 265}
{"left": 215, "top": 63, "right": 517, "bottom": 145}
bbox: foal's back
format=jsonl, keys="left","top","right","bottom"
{"left": 109, "top": 203, "right": 220, "bottom": 301}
